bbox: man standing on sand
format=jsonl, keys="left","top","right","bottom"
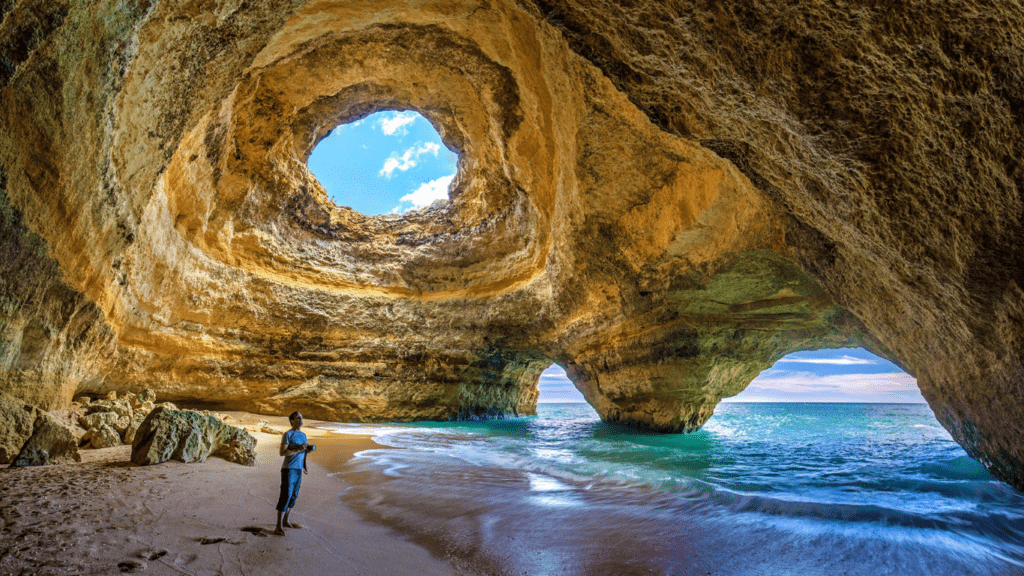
{"left": 275, "top": 411, "right": 310, "bottom": 535}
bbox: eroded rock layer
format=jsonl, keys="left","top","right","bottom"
{"left": 0, "top": 1, "right": 1021, "bottom": 489}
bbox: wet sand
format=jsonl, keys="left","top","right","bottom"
{"left": 0, "top": 412, "right": 457, "bottom": 575}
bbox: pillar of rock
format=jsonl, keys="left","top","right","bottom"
{"left": 1, "top": 1, "right": 1021, "bottom": 489}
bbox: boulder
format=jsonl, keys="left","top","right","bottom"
{"left": 47, "top": 405, "right": 89, "bottom": 445}
{"left": 83, "top": 424, "right": 123, "bottom": 449}
{"left": 0, "top": 394, "right": 40, "bottom": 464}
{"left": 9, "top": 414, "right": 81, "bottom": 467}
{"left": 131, "top": 407, "right": 256, "bottom": 466}
{"left": 87, "top": 397, "right": 133, "bottom": 419}
{"left": 243, "top": 419, "right": 280, "bottom": 435}
{"left": 123, "top": 410, "right": 149, "bottom": 444}
{"left": 80, "top": 411, "right": 131, "bottom": 435}
{"left": 123, "top": 390, "right": 158, "bottom": 410}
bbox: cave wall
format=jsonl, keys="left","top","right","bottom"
{"left": 521, "top": 0, "right": 1024, "bottom": 484}
{"left": 0, "top": 0, "right": 1022, "bottom": 489}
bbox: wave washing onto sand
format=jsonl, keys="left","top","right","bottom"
{"left": 321, "top": 403, "right": 1024, "bottom": 576}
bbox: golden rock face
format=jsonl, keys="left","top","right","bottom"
{"left": 1, "top": 1, "right": 1022, "bottom": 489}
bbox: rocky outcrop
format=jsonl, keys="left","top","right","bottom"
{"left": 131, "top": 407, "right": 257, "bottom": 466}
{"left": 71, "top": 389, "right": 163, "bottom": 447}
{"left": 0, "top": 1, "right": 1022, "bottom": 489}
{"left": 0, "top": 393, "right": 39, "bottom": 464}
{"left": 82, "top": 424, "right": 122, "bottom": 450}
{"left": 46, "top": 405, "right": 88, "bottom": 445}
{"left": 9, "top": 414, "right": 81, "bottom": 467}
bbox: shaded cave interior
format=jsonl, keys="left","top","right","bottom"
{"left": 3, "top": 0, "right": 1022, "bottom": 490}
{"left": 80, "top": 15, "right": 903, "bottom": 432}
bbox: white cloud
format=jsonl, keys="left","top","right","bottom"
{"left": 379, "top": 112, "right": 418, "bottom": 136}
{"left": 776, "top": 355, "right": 875, "bottom": 365}
{"left": 399, "top": 174, "right": 455, "bottom": 210}
{"left": 380, "top": 148, "right": 417, "bottom": 177}
{"left": 722, "top": 371, "right": 924, "bottom": 403}
{"left": 379, "top": 143, "right": 446, "bottom": 178}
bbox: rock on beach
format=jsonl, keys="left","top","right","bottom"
{"left": 131, "top": 407, "right": 257, "bottom": 466}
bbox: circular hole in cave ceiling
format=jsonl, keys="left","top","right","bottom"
{"left": 307, "top": 110, "right": 459, "bottom": 216}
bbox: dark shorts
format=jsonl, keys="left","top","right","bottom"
{"left": 276, "top": 468, "right": 302, "bottom": 511}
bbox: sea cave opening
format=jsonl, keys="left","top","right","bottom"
{"left": 307, "top": 110, "right": 459, "bottom": 216}
{"left": 536, "top": 363, "right": 588, "bottom": 406}
{"left": 722, "top": 347, "right": 924, "bottom": 404}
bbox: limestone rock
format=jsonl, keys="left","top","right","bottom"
{"left": 83, "top": 424, "right": 123, "bottom": 449}
{"left": 243, "top": 420, "right": 280, "bottom": 435}
{"left": 0, "top": 0, "right": 1022, "bottom": 491}
{"left": 126, "top": 389, "right": 157, "bottom": 410}
{"left": 80, "top": 412, "right": 131, "bottom": 436}
{"left": 47, "top": 406, "right": 89, "bottom": 445}
{"left": 131, "top": 407, "right": 256, "bottom": 466}
{"left": 9, "top": 414, "right": 81, "bottom": 467}
{"left": 0, "top": 394, "right": 40, "bottom": 464}
{"left": 122, "top": 397, "right": 156, "bottom": 443}
{"left": 123, "top": 410, "right": 150, "bottom": 445}
{"left": 87, "top": 398, "right": 133, "bottom": 419}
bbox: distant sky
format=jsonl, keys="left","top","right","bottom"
{"left": 537, "top": 348, "right": 924, "bottom": 404}
{"left": 722, "top": 347, "right": 923, "bottom": 403}
{"left": 307, "top": 111, "right": 458, "bottom": 215}
{"left": 537, "top": 364, "right": 587, "bottom": 403}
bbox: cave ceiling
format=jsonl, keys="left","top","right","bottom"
{"left": 1, "top": 0, "right": 1022, "bottom": 490}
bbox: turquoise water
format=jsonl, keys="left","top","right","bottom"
{"left": 325, "top": 403, "right": 1024, "bottom": 575}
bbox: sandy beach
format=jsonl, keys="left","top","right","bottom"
{"left": 0, "top": 413, "right": 458, "bottom": 576}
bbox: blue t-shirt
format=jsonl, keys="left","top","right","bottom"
{"left": 281, "top": 430, "right": 307, "bottom": 470}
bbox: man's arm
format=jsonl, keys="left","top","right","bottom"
{"left": 279, "top": 434, "right": 307, "bottom": 457}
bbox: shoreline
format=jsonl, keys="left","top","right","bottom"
{"left": 0, "top": 412, "right": 458, "bottom": 576}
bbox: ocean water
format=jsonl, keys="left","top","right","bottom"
{"left": 323, "top": 403, "right": 1024, "bottom": 576}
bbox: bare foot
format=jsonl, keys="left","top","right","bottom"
{"left": 273, "top": 527, "right": 285, "bottom": 536}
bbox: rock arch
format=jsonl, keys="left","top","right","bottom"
{"left": 0, "top": 0, "right": 1021, "bottom": 490}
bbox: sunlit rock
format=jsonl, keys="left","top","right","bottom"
{"left": 83, "top": 424, "right": 122, "bottom": 450}
{"left": 0, "top": 0, "right": 1021, "bottom": 489}
{"left": 131, "top": 407, "right": 257, "bottom": 466}
{"left": 0, "top": 394, "right": 40, "bottom": 464}
{"left": 9, "top": 414, "right": 81, "bottom": 467}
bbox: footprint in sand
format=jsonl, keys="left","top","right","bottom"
{"left": 197, "top": 536, "right": 241, "bottom": 545}
{"left": 117, "top": 560, "right": 147, "bottom": 573}
{"left": 138, "top": 549, "right": 168, "bottom": 561}
{"left": 241, "top": 526, "right": 271, "bottom": 537}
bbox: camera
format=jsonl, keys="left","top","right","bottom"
{"left": 305, "top": 444, "right": 316, "bottom": 452}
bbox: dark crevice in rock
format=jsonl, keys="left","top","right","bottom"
{"left": 0, "top": 0, "right": 69, "bottom": 89}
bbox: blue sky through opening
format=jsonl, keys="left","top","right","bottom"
{"left": 724, "top": 347, "right": 923, "bottom": 403}
{"left": 308, "top": 111, "right": 458, "bottom": 215}
{"left": 536, "top": 348, "right": 923, "bottom": 404}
